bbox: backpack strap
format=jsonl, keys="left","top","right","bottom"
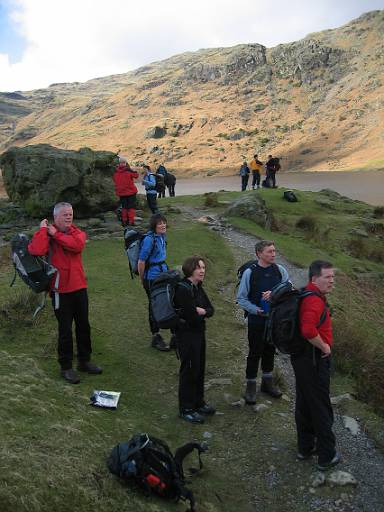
{"left": 174, "top": 442, "right": 208, "bottom": 477}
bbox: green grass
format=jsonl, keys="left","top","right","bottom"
{"left": 1, "top": 194, "right": 383, "bottom": 511}
{"left": 0, "top": 222, "right": 257, "bottom": 512}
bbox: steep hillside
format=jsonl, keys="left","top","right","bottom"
{"left": 0, "top": 10, "right": 383, "bottom": 176}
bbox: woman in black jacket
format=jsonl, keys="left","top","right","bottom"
{"left": 174, "top": 255, "right": 215, "bottom": 424}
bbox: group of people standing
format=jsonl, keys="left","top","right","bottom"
{"left": 239, "top": 154, "right": 281, "bottom": 191}
{"left": 27, "top": 184, "right": 340, "bottom": 473}
{"left": 112, "top": 157, "right": 177, "bottom": 224}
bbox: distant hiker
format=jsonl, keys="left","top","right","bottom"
{"left": 237, "top": 240, "right": 289, "bottom": 404}
{"left": 249, "top": 154, "right": 263, "bottom": 189}
{"left": 156, "top": 164, "right": 168, "bottom": 198}
{"left": 28, "top": 202, "right": 102, "bottom": 384}
{"left": 239, "top": 161, "right": 250, "bottom": 191}
{"left": 292, "top": 260, "right": 340, "bottom": 471}
{"left": 142, "top": 165, "right": 159, "bottom": 214}
{"left": 138, "top": 213, "right": 170, "bottom": 351}
{"left": 174, "top": 255, "right": 215, "bottom": 424}
{"left": 113, "top": 157, "right": 138, "bottom": 226}
{"left": 156, "top": 172, "right": 166, "bottom": 199}
{"left": 264, "top": 155, "right": 274, "bottom": 188}
{"left": 265, "top": 156, "right": 280, "bottom": 188}
{"left": 165, "top": 172, "right": 176, "bottom": 197}
{"left": 156, "top": 164, "right": 168, "bottom": 179}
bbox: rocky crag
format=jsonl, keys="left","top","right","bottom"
{"left": 0, "top": 10, "right": 383, "bottom": 176}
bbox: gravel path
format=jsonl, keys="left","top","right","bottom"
{"left": 180, "top": 206, "right": 384, "bottom": 512}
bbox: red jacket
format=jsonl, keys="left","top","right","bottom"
{"left": 113, "top": 164, "right": 138, "bottom": 196}
{"left": 299, "top": 282, "right": 333, "bottom": 347}
{"left": 28, "top": 225, "right": 87, "bottom": 293}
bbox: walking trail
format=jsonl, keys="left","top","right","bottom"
{"left": 180, "top": 204, "right": 384, "bottom": 512}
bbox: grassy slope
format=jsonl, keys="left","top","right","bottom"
{"left": 1, "top": 190, "right": 384, "bottom": 511}
{"left": 0, "top": 220, "right": 258, "bottom": 512}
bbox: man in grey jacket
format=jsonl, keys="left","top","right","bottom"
{"left": 237, "top": 240, "right": 289, "bottom": 404}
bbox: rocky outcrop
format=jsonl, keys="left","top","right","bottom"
{"left": 0, "top": 144, "right": 118, "bottom": 217}
{"left": 269, "top": 39, "right": 350, "bottom": 84}
{"left": 225, "top": 194, "right": 275, "bottom": 229}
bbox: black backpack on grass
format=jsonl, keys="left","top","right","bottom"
{"left": 107, "top": 433, "right": 207, "bottom": 512}
{"left": 264, "top": 282, "right": 327, "bottom": 355}
{"left": 150, "top": 270, "right": 190, "bottom": 329}
{"left": 283, "top": 190, "right": 298, "bottom": 203}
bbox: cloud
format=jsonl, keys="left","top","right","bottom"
{"left": 0, "top": 0, "right": 382, "bottom": 92}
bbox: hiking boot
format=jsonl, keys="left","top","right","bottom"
{"left": 197, "top": 403, "right": 216, "bottom": 416}
{"left": 244, "top": 380, "right": 257, "bottom": 405}
{"left": 77, "top": 362, "right": 103, "bottom": 374}
{"left": 179, "top": 410, "right": 205, "bottom": 424}
{"left": 61, "top": 368, "right": 80, "bottom": 384}
{"left": 151, "top": 333, "right": 170, "bottom": 352}
{"left": 260, "top": 378, "right": 282, "bottom": 398}
{"left": 317, "top": 452, "right": 341, "bottom": 471}
{"left": 297, "top": 447, "right": 318, "bottom": 460}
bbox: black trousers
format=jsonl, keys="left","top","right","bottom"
{"left": 143, "top": 279, "right": 159, "bottom": 334}
{"left": 158, "top": 189, "right": 166, "bottom": 198}
{"left": 241, "top": 176, "right": 249, "bottom": 191}
{"left": 252, "top": 172, "right": 260, "bottom": 188}
{"left": 178, "top": 330, "right": 206, "bottom": 411}
{"left": 53, "top": 288, "right": 92, "bottom": 370}
{"left": 268, "top": 170, "right": 277, "bottom": 187}
{"left": 246, "top": 322, "right": 275, "bottom": 379}
{"left": 291, "top": 350, "right": 336, "bottom": 464}
{"left": 167, "top": 184, "right": 175, "bottom": 197}
{"left": 146, "top": 193, "right": 158, "bottom": 214}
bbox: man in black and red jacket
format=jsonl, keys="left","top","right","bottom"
{"left": 292, "top": 260, "right": 340, "bottom": 471}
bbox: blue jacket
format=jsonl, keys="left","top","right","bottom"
{"left": 142, "top": 173, "right": 157, "bottom": 195}
{"left": 139, "top": 232, "right": 168, "bottom": 280}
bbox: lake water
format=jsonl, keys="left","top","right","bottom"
{"left": 138, "top": 170, "right": 384, "bottom": 206}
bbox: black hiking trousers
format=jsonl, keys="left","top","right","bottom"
{"left": 146, "top": 193, "right": 158, "bottom": 214}
{"left": 177, "top": 330, "right": 206, "bottom": 411}
{"left": 53, "top": 288, "right": 92, "bottom": 370}
{"left": 252, "top": 172, "right": 260, "bottom": 188}
{"left": 291, "top": 349, "right": 336, "bottom": 464}
{"left": 143, "top": 279, "right": 159, "bottom": 334}
{"left": 246, "top": 322, "right": 275, "bottom": 379}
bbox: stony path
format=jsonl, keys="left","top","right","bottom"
{"left": 180, "top": 205, "right": 384, "bottom": 512}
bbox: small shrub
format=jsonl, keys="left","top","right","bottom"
{"left": 347, "top": 238, "right": 369, "bottom": 259}
{"left": 295, "top": 215, "right": 318, "bottom": 233}
{"left": 373, "top": 206, "right": 384, "bottom": 218}
{"left": 369, "top": 247, "right": 384, "bottom": 263}
{"left": 204, "top": 192, "right": 219, "bottom": 207}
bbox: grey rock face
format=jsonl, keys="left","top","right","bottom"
{"left": 0, "top": 144, "right": 118, "bottom": 217}
{"left": 145, "top": 126, "right": 166, "bottom": 138}
{"left": 225, "top": 194, "right": 275, "bottom": 229}
{"left": 269, "top": 39, "right": 350, "bottom": 84}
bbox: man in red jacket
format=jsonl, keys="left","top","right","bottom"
{"left": 291, "top": 260, "right": 340, "bottom": 471}
{"left": 28, "top": 202, "right": 102, "bottom": 384}
{"left": 113, "top": 157, "right": 138, "bottom": 226}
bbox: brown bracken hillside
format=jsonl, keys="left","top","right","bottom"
{"left": 0, "top": 10, "right": 383, "bottom": 176}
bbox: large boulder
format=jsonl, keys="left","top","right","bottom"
{"left": 225, "top": 194, "right": 275, "bottom": 229}
{"left": 0, "top": 144, "right": 118, "bottom": 217}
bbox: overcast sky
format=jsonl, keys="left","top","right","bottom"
{"left": 0, "top": 0, "right": 383, "bottom": 92}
